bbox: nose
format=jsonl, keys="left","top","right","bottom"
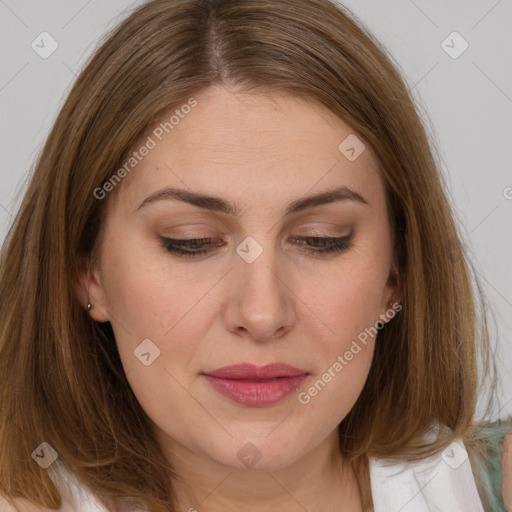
{"left": 221, "top": 243, "right": 297, "bottom": 343}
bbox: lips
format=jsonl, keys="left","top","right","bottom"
{"left": 202, "top": 363, "right": 309, "bottom": 406}
{"left": 204, "top": 363, "right": 308, "bottom": 380}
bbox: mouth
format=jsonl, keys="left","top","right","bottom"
{"left": 201, "top": 363, "right": 309, "bottom": 406}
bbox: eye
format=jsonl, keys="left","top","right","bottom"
{"left": 160, "top": 234, "right": 353, "bottom": 258}
{"left": 160, "top": 237, "right": 223, "bottom": 257}
{"left": 289, "top": 235, "right": 353, "bottom": 255}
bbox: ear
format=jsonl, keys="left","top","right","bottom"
{"left": 74, "top": 256, "right": 111, "bottom": 323}
{"left": 379, "top": 258, "right": 401, "bottom": 323}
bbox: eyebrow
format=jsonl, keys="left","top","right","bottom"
{"left": 135, "top": 185, "right": 368, "bottom": 216}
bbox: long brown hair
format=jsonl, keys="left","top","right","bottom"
{"left": 0, "top": 0, "right": 496, "bottom": 510}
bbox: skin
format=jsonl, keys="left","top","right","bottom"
{"left": 76, "top": 85, "right": 400, "bottom": 511}
{"left": 503, "top": 434, "right": 512, "bottom": 511}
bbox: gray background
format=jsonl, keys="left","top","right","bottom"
{"left": 1, "top": 0, "right": 511, "bottom": 418}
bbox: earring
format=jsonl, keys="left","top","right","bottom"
{"left": 87, "top": 303, "right": 93, "bottom": 311}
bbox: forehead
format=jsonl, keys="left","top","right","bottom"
{"left": 110, "top": 86, "right": 386, "bottom": 216}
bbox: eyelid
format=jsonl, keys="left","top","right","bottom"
{"left": 295, "top": 229, "right": 350, "bottom": 237}
{"left": 160, "top": 226, "right": 220, "bottom": 238}
{"left": 293, "top": 223, "right": 353, "bottom": 237}
{"left": 162, "top": 221, "right": 351, "bottom": 236}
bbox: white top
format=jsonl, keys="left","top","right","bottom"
{"left": 369, "top": 439, "right": 484, "bottom": 512}
{"left": 48, "top": 439, "right": 485, "bottom": 511}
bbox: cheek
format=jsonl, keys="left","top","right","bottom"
{"left": 303, "top": 264, "right": 386, "bottom": 345}
{"left": 295, "top": 254, "right": 387, "bottom": 407}
{"left": 100, "top": 235, "right": 196, "bottom": 331}
{"left": 296, "top": 274, "right": 379, "bottom": 420}
{"left": 99, "top": 245, "right": 206, "bottom": 376}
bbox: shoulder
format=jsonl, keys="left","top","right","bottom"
{"left": 467, "top": 417, "right": 512, "bottom": 511}
{"left": 0, "top": 463, "right": 105, "bottom": 512}
{"left": 369, "top": 433, "right": 485, "bottom": 511}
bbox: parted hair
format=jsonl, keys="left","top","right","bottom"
{"left": 0, "top": 0, "right": 496, "bottom": 510}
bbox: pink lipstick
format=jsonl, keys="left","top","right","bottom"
{"left": 202, "top": 363, "right": 308, "bottom": 406}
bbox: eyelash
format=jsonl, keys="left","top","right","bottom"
{"left": 159, "top": 235, "right": 353, "bottom": 258}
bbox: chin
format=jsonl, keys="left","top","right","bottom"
{"left": 204, "top": 430, "right": 306, "bottom": 472}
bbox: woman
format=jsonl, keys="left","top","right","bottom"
{"left": 0, "top": 0, "right": 510, "bottom": 510}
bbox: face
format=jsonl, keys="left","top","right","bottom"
{"left": 81, "top": 85, "right": 398, "bottom": 472}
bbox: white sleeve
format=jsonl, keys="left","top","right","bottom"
{"left": 48, "top": 463, "right": 110, "bottom": 512}
{"left": 369, "top": 439, "right": 485, "bottom": 512}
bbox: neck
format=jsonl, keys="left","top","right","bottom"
{"left": 159, "top": 430, "right": 363, "bottom": 512}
